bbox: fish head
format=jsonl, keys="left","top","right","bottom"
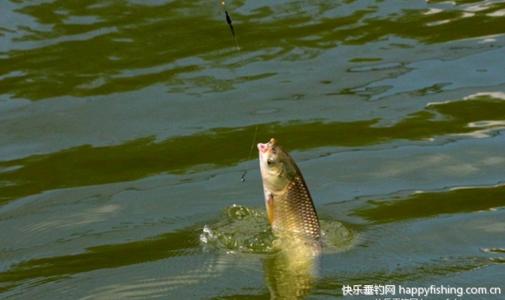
{"left": 257, "top": 138, "right": 294, "bottom": 192}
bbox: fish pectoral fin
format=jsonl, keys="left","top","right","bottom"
{"left": 266, "top": 194, "right": 275, "bottom": 225}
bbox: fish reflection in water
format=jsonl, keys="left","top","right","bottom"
{"left": 264, "top": 236, "right": 320, "bottom": 299}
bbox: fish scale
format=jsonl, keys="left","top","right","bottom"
{"left": 277, "top": 176, "right": 320, "bottom": 240}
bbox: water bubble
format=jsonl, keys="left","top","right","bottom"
{"left": 199, "top": 224, "right": 215, "bottom": 245}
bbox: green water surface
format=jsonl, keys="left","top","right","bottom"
{"left": 1, "top": 0, "right": 505, "bottom": 299}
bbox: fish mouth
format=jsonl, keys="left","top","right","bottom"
{"left": 257, "top": 143, "right": 268, "bottom": 153}
{"left": 257, "top": 138, "right": 277, "bottom": 154}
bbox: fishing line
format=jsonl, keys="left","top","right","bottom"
{"left": 240, "top": 124, "right": 258, "bottom": 182}
{"left": 220, "top": 0, "right": 248, "bottom": 181}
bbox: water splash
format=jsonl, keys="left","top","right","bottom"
{"left": 200, "top": 204, "right": 275, "bottom": 253}
{"left": 200, "top": 204, "right": 356, "bottom": 254}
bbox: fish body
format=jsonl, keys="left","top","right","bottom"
{"left": 257, "top": 138, "right": 321, "bottom": 243}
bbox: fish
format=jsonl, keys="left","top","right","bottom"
{"left": 257, "top": 138, "right": 321, "bottom": 244}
